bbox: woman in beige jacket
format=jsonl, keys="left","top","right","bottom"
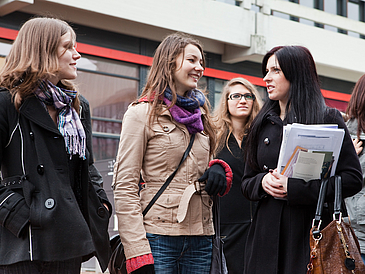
{"left": 113, "top": 32, "right": 232, "bottom": 274}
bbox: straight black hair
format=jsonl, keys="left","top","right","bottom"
{"left": 245, "top": 46, "right": 327, "bottom": 171}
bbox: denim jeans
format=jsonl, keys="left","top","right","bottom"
{"left": 146, "top": 233, "right": 212, "bottom": 274}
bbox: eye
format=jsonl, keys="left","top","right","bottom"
{"left": 230, "top": 93, "right": 241, "bottom": 100}
{"left": 274, "top": 67, "right": 281, "bottom": 73}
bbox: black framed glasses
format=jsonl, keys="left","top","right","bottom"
{"left": 228, "top": 93, "right": 256, "bottom": 101}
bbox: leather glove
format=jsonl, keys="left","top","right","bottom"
{"left": 131, "top": 264, "right": 155, "bottom": 274}
{"left": 198, "top": 164, "right": 227, "bottom": 196}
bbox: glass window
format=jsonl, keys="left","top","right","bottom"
{"left": 348, "top": 1, "right": 360, "bottom": 37}
{"left": 324, "top": 0, "right": 338, "bottom": 32}
{"left": 73, "top": 55, "right": 140, "bottom": 161}
{"left": 0, "top": 40, "right": 12, "bottom": 57}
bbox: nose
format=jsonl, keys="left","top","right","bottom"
{"left": 195, "top": 62, "right": 204, "bottom": 72}
{"left": 239, "top": 96, "right": 248, "bottom": 103}
{"left": 263, "top": 72, "right": 271, "bottom": 82}
{"left": 73, "top": 49, "right": 81, "bottom": 60}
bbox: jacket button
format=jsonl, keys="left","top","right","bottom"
{"left": 29, "top": 132, "right": 34, "bottom": 140}
{"left": 97, "top": 207, "right": 106, "bottom": 217}
{"left": 263, "top": 165, "right": 269, "bottom": 171}
{"left": 37, "top": 165, "right": 44, "bottom": 175}
{"left": 45, "top": 198, "right": 55, "bottom": 209}
{"left": 264, "top": 137, "right": 270, "bottom": 145}
{"left": 163, "top": 126, "right": 169, "bottom": 132}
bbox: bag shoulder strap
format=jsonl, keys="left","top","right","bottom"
{"left": 313, "top": 175, "right": 342, "bottom": 229}
{"left": 142, "top": 133, "right": 196, "bottom": 216}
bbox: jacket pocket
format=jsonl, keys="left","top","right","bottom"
{"left": 141, "top": 189, "right": 180, "bottom": 224}
{"left": 150, "top": 123, "right": 184, "bottom": 148}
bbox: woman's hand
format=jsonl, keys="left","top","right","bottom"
{"left": 352, "top": 138, "right": 363, "bottom": 156}
{"left": 261, "top": 169, "right": 288, "bottom": 199}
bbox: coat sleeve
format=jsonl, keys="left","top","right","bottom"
{"left": 287, "top": 109, "right": 362, "bottom": 206}
{"left": 242, "top": 163, "right": 268, "bottom": 201}
{"left": 0, "top": 90, "right": 30, "bottom": 237}
{"left": 112, "top": 103, "right": 151, "bottom": 260}
{"left": 79, "top": 94, "right": 112, "bottom": 214}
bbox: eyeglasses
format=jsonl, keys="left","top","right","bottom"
{"left": 228, "top": 93, "right": 256, "bottom": 101}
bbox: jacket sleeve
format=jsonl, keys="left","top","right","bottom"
{"left": 112, "top": 104, "right": 151, "bottom": 260}
{"left": 0, "top": 90, "right": 30, "bottom": 237}
{"left": 79, "top": 94, "right": 112, "bottom": 214}
{"left": 242, "top": 164, "right": 268, "bottom": 201}
{"left": 287, "top": 109, "right": 362, "bottom": 206}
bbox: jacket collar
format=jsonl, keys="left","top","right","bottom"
{"left": 19, "top": 95, "right": 62, "bottom": 135}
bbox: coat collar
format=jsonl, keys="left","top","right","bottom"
{"left": 19, "top": 95, "right": 62, "bottom": 135}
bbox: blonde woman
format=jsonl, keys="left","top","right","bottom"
{"left": 0, "top": 17, "right": 111, "bottom": 273}
{"left": 213, "top": 78, "right": 262, "bottom": 274}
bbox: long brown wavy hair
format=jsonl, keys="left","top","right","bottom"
{"left": 346, "top": 74, "right": 365, "bottom": 139}
{"left": 0, "top": 17, "right": 80, "bottom": 112}
{"left": 213, "top": 77, "right": 263, "bottom": 155}
{"left": 139, "top": 32, "right": 216, "bottom": 153}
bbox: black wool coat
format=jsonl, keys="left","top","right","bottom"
{"left": 241, "top": 108, "right": 362, "bottom": 274}
{"left": 0, "top": 90, "right": 112, "bottom": 271}
{"left": 216, "top": 134, "right": 257, "bottom": 274}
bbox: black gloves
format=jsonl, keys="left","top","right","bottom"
{"left": 198, "top": 164, "right": 227, "bottom": 196}
{"left": 131, "top": 264, "right": 155, "bottom": 274}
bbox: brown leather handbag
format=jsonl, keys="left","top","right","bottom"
{"left": 307, "top": 176, "right": 365, "bottom": 274}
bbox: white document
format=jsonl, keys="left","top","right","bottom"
{"left": 292, "top": 151, "right": 325, "bottom": 181}
{"left": 277, "top": 123, "right": 344, "bottom": 178}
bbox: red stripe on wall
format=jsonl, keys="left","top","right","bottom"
{"left": 76, "top": 43, "right": 153, "bottom": 66}
{"left": 204, "top": 67, "right": 265, "bottom": 86}
{"left": 0, "top": 27, "right": 351, "bottom": 103}
{"left": 0, "top": 27, "right": 18, "bottom": 40}
{"left": 321, "top": 89, "right": 351, "bottom": 101}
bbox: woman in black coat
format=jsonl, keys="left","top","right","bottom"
{"left": 0, "top": 17, "right": 112, "bottom": 273}
{"left": 242, "top": 46, "right": 362, "bottom": 273}
{"left": 213, "top": 77, "right": 262, "bottom": 273}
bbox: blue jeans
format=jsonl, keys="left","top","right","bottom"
{"left": 361, "top": 253, "right": 365, "bottom": 265}
{"left": 146, "top": 233, "right": 212, "bottom": 274}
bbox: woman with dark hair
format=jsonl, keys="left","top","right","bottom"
{"left": 213, "top": 77, "right": 262, "bottom": 273}
{"left": 242, "top": 45, "right": 362, "bottom": 273}
{"left": 0, "top": 17, "right": 112, "bottom": 273}
{"left": 113, "top": 32, "right": 232, "bottom": 274}
{"left": 345, "top": 74, "right": 365, "bottom": 264}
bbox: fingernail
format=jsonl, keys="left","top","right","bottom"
{"left": 269, "top": 169, "right": 273, "bottom": 173}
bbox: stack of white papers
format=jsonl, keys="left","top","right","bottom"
{"left": 277, "top": 123, "right": 344, "bottom": 180}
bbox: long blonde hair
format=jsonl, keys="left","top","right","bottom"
{"left": 0, "top": 17, "right": 79, "bottom": 111}
{"left": 213, "top": 77, "right": 263, "bottom": 155}
{"left": 139, "top": 32, "right": 216, "bottom": 153}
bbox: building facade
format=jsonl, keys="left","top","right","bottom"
{"left": 1, "top": 0, "right": 364, "bottom": 271}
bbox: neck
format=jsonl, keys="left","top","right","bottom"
{"left": 231, "top": 116, "right": 247, "bottom": 145}
{"left": 279, "top": 100, "right": 287, "bottom": 120}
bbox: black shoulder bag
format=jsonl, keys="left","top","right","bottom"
{"left": 108, "top": 134, "right": 195, "bottom": 274}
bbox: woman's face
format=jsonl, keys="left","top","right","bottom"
{"left": 227, "top": 84, "right": 254, "bottom": 121}
{"left": 49, "top": 31, "right": 81, "bottom": 85}
{"left": 263, "top": 54, "right": 290, "bottom": 104}
{"left": 173, "top": 44, "right": 204, "bottom": 96}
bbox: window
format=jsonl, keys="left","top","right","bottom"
{"left": 74, "top": 55, "right": 140, "bottom": 160}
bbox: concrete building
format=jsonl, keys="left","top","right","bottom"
{"left": 1, "top": 0, "right": 364, "bottom": 271}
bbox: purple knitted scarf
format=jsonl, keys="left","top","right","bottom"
{"left": 163, "top": 97, "right": 204, "bottom": 134}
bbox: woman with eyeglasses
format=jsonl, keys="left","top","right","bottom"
{"left": 213, "top": 77, "right": 262, "bottom": 274}
{"left": 241, "top": 46, "right": 362, "bottom": 273}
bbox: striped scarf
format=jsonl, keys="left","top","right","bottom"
{"left": 34, "top": 80, "right": 86, "bottom": 159}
